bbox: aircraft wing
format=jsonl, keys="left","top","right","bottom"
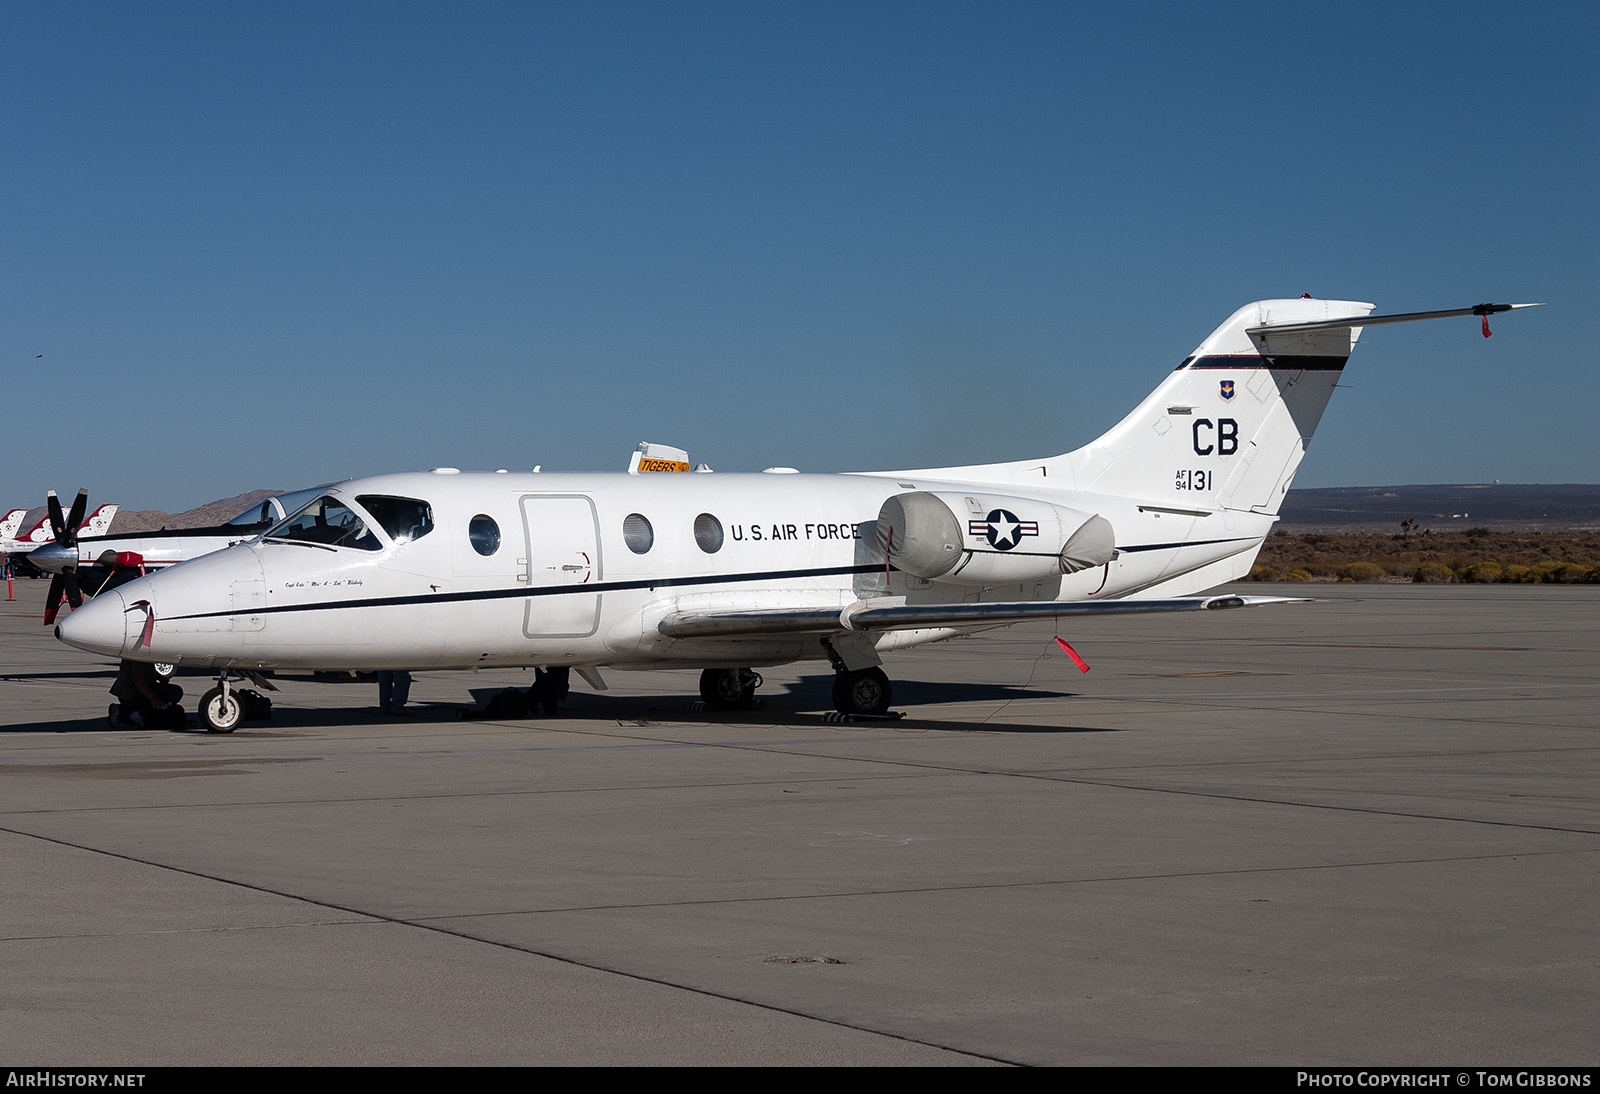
{"left": 657, "top": 595, "right": 1305, "bottom": 639}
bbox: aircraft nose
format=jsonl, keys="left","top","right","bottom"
{"left": 56, "top": 588, "right": 129, "bottom": 658}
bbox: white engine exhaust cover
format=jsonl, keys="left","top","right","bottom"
{"left": 876, "top": 492, "right": 1115, "bottom": 586}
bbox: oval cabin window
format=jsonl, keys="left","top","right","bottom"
{"left": 468, "top": 515, "right": 501, "bottom": 556}
{"left": 694, "top": 513, "right": 723, "bottom": 554}
{"left": 623, "top": 513, "right": 654, "bottom": 554}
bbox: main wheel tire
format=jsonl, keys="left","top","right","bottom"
{"left": 699, "top": 667, "right": 758, "bottom": 710}
{"left": 834, "top": 668, "right": 892, "bottom": 716}
{"left": 198, "top": 687, "right": 242, "bottom": 733}
{"left": 152, "top": 662, "right": 176, "bottom": 682}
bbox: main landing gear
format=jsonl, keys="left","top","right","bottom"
{"left": 699, "top": 667, "right": 762, "bottom": 711}
{"left": 831, "top": 667, "right": 893, "bottom": 717}
{"left": 697, "top": 662, "right": 895, "bottom": 717}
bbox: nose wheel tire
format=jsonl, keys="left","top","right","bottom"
{"left": 198, "top": 687, "right": 242, "bottom": 733}
{"left": 152, "top": 662, "right": 176, "bottom": 682}
{"left": 699, "top": 668, "right": 761, "bottom": 710}
{"left": 832, "top": 667, "right": 892, "bottom": 716}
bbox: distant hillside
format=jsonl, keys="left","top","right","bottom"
{"left": 107, "top": 489, "right": 284, "bottom": 534}
{"left": 1278, "top": 484, "right": 1600, "bottom": 532}
{"left": 18, "top": 489, "right": 284, "bottom": 538}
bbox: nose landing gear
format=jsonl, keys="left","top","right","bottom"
{"left": 198, "top": 683, "right": 242, "bottom": 733}
{"left": 196, "top": 669, "right": 276, "bottom": 733}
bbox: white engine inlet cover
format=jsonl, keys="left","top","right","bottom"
{"left": 877, "top": 492, "right": 1115, "bottom": 587}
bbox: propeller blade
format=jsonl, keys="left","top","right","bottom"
{"left": 47, "top": 491, "right": 65, "bottom": 543}
{"left": 64, "top": 571, "right": 83, "bottom": 609}
{"left": 63, "top": 488, "right": 88, "bottom": 544}
{"left": 43, "top": 574, "right": 65, "bottom": 625}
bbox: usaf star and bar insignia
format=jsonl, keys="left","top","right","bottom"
{"left": 968, "top": 509, "right": 1039, "bottom": 552}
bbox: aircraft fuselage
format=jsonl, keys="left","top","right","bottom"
{"left": 57, "top": 469, "right": 1270, "bottom": 672}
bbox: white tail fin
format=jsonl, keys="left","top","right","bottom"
{"left": 1062, "top": 298, "right": 1374, "bottom": 515}
{"left": 81, "top": 503, "right": 119, "bottom": 537}
{"left": 0, "top": 509, "right": 25, "bottom": 541}
{"left": 891, "top": 298, "right": 1533, "bottom": 516}
{"left": 23, "top": 516, "right": 55, "bottom": 543}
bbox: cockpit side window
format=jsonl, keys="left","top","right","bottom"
{"left": 225, "top": 501, "right": 269, "bottom": 527}
{"left": 356, "top": 496, "right": 434, "bottom": 545}
{"left": 266, "top": 495, "right": 382, "bottom": 551}
{"left": 226, "top": 499, "right": 276, "bottom": 527}
{"left": 230, "top": 486, "right": 331, "bottom": 530}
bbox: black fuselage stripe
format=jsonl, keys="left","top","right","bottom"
{"left": 1175, "top": 354, "right": 1348, "bottom": 372}
{"left": 165, "top": 563, "right": 880, "bottom": 620}
{"left": 1118, "top": 537, "right": 1250, "bottom": 553}
{"left": 160, "top": 538, "right": 1260, "bottom": 621}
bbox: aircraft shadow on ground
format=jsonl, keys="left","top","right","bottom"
{"left": 460, "top": 675, "right": 1103, "bottom": 735}
{"left": 0, "top": 676, "right": 1100, "bottom": 736}
{"left": 474, "top": 674, "right": 1073, "bottom": 708}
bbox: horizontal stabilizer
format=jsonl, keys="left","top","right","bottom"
{"left": 1246, "top": 302, "right": 1541, "bottom": 336}
{"left": 658, "top": 595, "right": 1307, "bottom": 640}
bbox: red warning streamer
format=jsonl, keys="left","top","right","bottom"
{"left": 1482, "top": 315, "right": 1493, "bottom": 338}
{"left": 137, "top": 602, "right": 155, "bottom": 648}
{"left": 1055, "top": 637, "right": 1090, "bottom": 673}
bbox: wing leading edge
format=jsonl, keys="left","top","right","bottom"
{"left": 657, "top": 595, "right": 1307, "bottom": 640}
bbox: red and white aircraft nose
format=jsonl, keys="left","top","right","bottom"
{"left": 56, "top": 588, "right": 130, "bottom": 658}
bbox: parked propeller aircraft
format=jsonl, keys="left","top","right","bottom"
{"left": 54, "top": 297, "right": 1538, "bottom": 731}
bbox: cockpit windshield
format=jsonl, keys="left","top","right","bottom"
{"left": 265, "top": 495, "right": 382, "bottom": 551}
{"left": 356, "top": 496, "right": 434, "bottom": 545}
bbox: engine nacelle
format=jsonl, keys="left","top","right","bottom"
{"left": 877, "top": 491, "right": 1115, "bottom": 587}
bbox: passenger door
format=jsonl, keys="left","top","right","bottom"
{"left": 519, "top": 495, "right": 602, "bottom": 638}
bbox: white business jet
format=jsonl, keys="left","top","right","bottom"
{"left": 54, "top": 297, "right": 1537, "bottom": 730}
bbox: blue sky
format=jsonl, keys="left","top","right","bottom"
{"left": 3, "top": 1, "right": 1594, "bottom": 510}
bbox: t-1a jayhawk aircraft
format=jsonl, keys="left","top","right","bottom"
{"left": 54, "top": 297, "right": 1536, "bottom": 730}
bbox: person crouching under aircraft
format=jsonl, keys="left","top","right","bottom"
{"left": 110, "top": 659, "right": 184, "bottom": 729}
